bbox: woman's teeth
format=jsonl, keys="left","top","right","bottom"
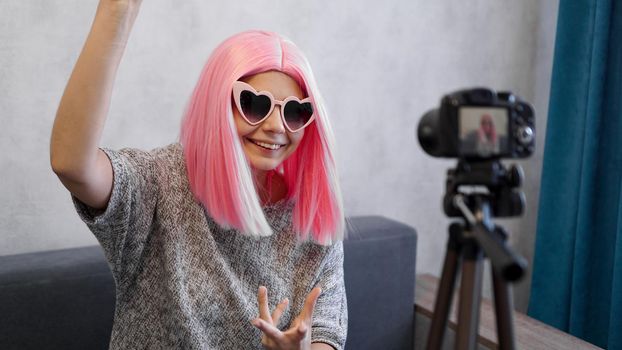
{"left": 250, "top": 139, "right": 284, "bottom": 150}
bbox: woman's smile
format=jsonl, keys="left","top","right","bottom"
{"left": 246, "top": 137, "right": 287, "bottom": 151}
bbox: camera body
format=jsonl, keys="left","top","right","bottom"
{"left": 418, "top": 88, "right": 535, "bottom": 159}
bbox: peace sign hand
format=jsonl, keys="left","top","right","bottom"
{"left": 251, "top": 286, "right": 322, "bottom": 350}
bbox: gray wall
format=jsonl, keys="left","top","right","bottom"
{"left": 1, "top": 0, "right": 558, "bottom": 312}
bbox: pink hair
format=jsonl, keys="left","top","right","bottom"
{"left": 179, "top": 30, "right": 344, "bottom": 245}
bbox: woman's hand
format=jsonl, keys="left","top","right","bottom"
{"left": 96, "top": 0, "right": 143, "bottom": 28}
{"left": 251, "top": 286, "right": 322, "bottom": 350}
{"left": 100, "top": 0, "right": 143, "bottom": 13}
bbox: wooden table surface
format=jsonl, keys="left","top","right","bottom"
{"left": 415, "top": 274, "right": 603, "bottom": 350}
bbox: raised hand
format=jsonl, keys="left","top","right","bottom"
{"left": 251, "top": 286, "right": 322, "bottom": 350}
{"left": 51, "top": 0, "right": 146, "bottom": 209}
{"left": 97, "top": 0, "right": 143, "bottom": 25}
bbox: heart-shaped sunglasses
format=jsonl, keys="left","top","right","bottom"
{"left": 232, "top": 81, "right": 315, "bottom": 133}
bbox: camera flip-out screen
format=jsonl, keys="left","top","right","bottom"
{"left": 458, "top": 107, "right": 509, "bottom": 157}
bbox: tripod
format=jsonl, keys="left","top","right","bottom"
{"left": 426, "top": 160, "right": 528, "bottom": 350}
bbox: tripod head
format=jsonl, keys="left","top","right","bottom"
{"left": 443, "top": 159, "right": 525, "bottom": 219}
{"left": 443, "top": 159, "right": 528, "bottom": 281}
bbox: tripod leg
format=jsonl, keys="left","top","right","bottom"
{"left": 455, "top": 244, "right": 483, "bottom": 350}
{"left": 426, "top": 227, "right": 462, "bottom": 350}
{"left": 492, "top": 267, "right": 516, "bottom": 350}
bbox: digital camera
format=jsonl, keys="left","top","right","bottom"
{"left": 417, "top": 88, "right": 535, "bottom": 159}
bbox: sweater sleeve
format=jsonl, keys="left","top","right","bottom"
{"left": 71, "top": 147, "right": 158, "bottom": 291}
{"left": 311, "top": 241, "right": 348, "bottom": 350}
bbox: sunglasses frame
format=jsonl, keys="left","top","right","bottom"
{"left": 232, "top": 81, "right": 315, "bottom": 133}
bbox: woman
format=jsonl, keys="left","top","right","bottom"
{"left": 50, "top": 1, "right": 347, "bottom": 349}
{"left": 475, "top": 113, "right": 500, "bottom": 156}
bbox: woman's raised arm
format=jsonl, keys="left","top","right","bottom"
{"left": 50, "top": 0, "right": 142, "bottom": 210}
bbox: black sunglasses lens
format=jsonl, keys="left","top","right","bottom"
{"left": 284, "top": 101, "right": 313, "bottom": 131}
{"left": 240, "top": 90, "right": 271, "bottom": 123}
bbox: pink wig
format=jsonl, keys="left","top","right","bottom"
{"left": 180, "top": 30, "right": 344, "bottom": 245}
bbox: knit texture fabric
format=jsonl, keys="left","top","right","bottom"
{"left": 71, "top": 143, "right": 347, "bottom": 350}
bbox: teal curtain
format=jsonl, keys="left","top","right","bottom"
{"left": 528, "top": 0, "right": 622, "bottom": 348}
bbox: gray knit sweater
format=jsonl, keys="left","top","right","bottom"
{"left": 72, "top": 143, "right": 347, "bottom": 350}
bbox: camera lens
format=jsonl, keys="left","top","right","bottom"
{"left": 417, "top": 110, "right": 442, "bottom": 156}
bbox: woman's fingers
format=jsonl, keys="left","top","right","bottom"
{"left": 251, "top": 318, "right": 283, "bottom": 341}
{"left": 299, "top": 286, "right": 322, "bottom": 321}
{"left": 253, "top": 317, "right": 308, "bottom": 346}
{"left": 271, "top": 298, "right": 289, "bottom": 326}
{"left": 253, "top": 286, "right": 318, "bottom": 346}
{"left": 297, "top": 320, "right": 308, "bottom": 336}
{"left": 257, "top": 286, "right": 273, "bottom": 323}
{"left": 279, "top": 319, "right": 308, "bottom": 343}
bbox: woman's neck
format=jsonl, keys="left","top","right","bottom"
{"left": 253, "top": 169, "right": 287, "bottom": 205}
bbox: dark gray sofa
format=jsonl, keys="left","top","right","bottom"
{"left": 0, "top": 216, "right": 417, "bottom": 350}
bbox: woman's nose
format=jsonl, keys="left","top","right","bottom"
{"left": 261, "top": 106, "right": 286, "bottom": 133}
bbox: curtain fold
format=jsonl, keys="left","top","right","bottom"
{"left": 528, "top": 0, "right": 622, "bottom": 348}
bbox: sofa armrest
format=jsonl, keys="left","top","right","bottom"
{"left": 343, "top": 216, "right": 418, "bottom": 350}
{"left": 0, "top": 246, "right": 115, "bottom": 350}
